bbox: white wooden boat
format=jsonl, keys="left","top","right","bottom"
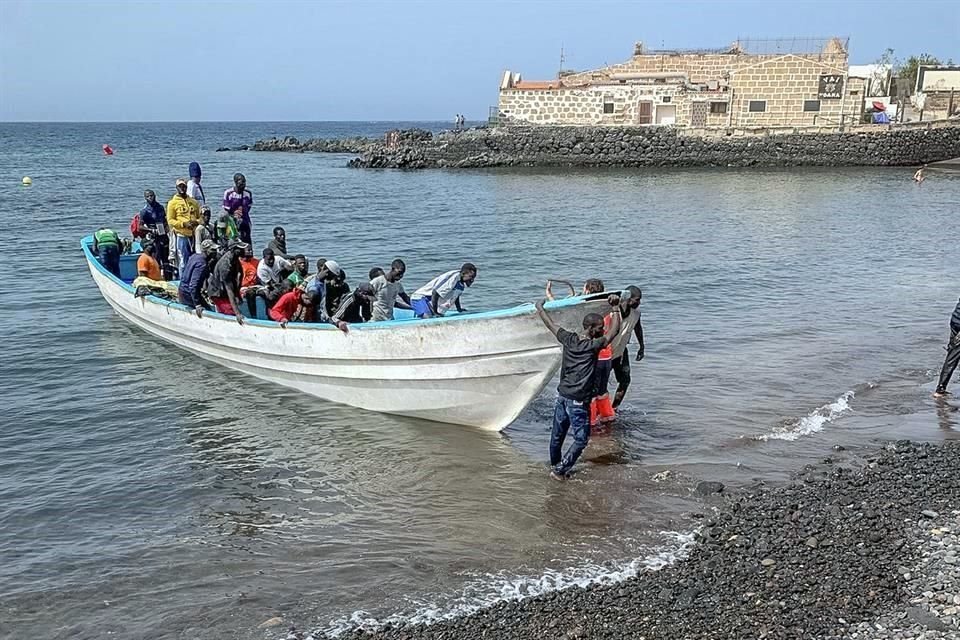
{"left": 82, "top": 236, "right": 608, "bottom": 430}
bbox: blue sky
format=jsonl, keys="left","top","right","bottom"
{"left": 1, "top": 0, "right": 956, "bottom": 121}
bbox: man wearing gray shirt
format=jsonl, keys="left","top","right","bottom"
{"left": 370, "top": 258, "right": 413, "bottom": 321}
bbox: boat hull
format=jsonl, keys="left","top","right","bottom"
{"left": 83, "top": 238, "right": 607, "bottom": 430}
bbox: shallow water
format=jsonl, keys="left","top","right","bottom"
{"left": 1, "top": 122, "right": 958, "bottom": 639}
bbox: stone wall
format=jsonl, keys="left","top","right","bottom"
{"left": 498, "top": 84, "right": 685, "bottom": 126}
{"left": 339, "top": 120, "right": 960, "bottom": 169}
{"left": 500, "top": 51, "right": 859, "bottom": 129}
{"left": 728, "top": 55, "right": 861, "bottom": 128}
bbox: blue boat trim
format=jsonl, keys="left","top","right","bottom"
{"left": 81, "top": 235, "right": 593, "bottom": 329}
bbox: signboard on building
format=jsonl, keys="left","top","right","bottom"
{"left": 818, "top": 74, "right": 844, "bottom": 99}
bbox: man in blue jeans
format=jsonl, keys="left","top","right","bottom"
{"left": 536, "top": 295, "right": 621, "bottom": 480}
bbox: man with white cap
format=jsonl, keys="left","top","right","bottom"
{"left": 303, "top": 259, "right": 341, "bottom": 321}
{"left": 166, "top": 177, "right": 201, "bottom": 276}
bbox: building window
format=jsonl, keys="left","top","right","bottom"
{"left": 803, "top": 99, "right": 821, "bottom": 112}
{"left": 710, "top": 102, "right": 727, "bottom": 114}
{"left": 602, "top": 94, "right": 615, "bottom": 114}
{"left": 748, "top": 100, "right": 767, "bottom": 112}
{"left": 662, "top": 96, "right": 672, "bottom": 103}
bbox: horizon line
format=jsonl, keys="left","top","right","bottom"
{"left": 0, "top": 118, "right": 473, "bottom": 124}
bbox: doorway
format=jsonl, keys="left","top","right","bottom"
{"left": 656, "top": 105, "right": 677, "bottom": 125}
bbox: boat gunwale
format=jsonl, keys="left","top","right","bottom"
{"left": 81, "top": 235, "right": 599, "bottom": 331}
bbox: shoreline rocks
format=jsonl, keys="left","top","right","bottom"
{"left": 319, "top": 440, "right": 960, "bottom": 640}
{"left": 249, "top": 122, "right": 960, "bottom": 169}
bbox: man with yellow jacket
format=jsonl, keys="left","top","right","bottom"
{"left": 166, "top": 177, "right": 201, "bottom": 276}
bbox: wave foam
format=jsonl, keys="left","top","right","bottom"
{"left": 756, "top": 390, "right": 855, "bottom": 442}
{"left": 321, "top": 530, "right": 696, "bottom": 637}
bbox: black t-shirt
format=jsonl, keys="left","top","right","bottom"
{"left": 556, "top": 328, "right": 606, "bottom": 401}
{"left": 205, "top": 253, "right": 240, "bottom": 299}
{"left": 952, "top": 297, "right": 960, "bottom": 332}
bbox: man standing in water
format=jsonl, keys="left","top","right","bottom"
{"left": 536, "top": 295, "right": 621, "bottom": 479}
{"left": 934, "top": 295, "right": 960, "bottom": 398}
{"left": 609, "top": 286, "right": 645, "bottom": 410}
{"left": 223, "top": 173, "right": 253, "bottom": 246}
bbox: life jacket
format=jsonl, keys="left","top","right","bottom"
{"left": 95, "top": 228, "right": 121, "bottom": 246}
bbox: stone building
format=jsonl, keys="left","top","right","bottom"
{"left": 497, "top": 38, "right": 866, "bottom": 129}
{"left": 913, "top": 65, "right": 960, "bottom": 120}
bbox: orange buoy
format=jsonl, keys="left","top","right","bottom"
{"left": 102, "top": 144, "right": 114, "bottom": 156}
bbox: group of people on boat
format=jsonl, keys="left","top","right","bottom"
{"left": 128, "top": 162, "right": 253, "bottom": 279}
{"left": 92, "top": 163, "right": 480, "bottom": 333}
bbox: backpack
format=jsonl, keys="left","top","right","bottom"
{"left": 130, "top": 212, "right": 144, "bottom": 238}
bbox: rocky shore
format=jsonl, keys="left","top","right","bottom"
{"left": 248, "top": 121, "right": 960, "bottom": 169}
{"left": 285, "top": 440, "right": 960, "bottom": 640}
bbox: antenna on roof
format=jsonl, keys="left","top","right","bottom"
{"left": 558, "top": 43, "right": 565, "bottom": 77}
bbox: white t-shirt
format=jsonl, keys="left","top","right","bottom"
{"left": 186, "top": 180, "right": 205, "bottom": 207}
{"left": 256, "top": 256, "right": 292, "bottom": 285}
{"left": 370, "top": 275, "right": 405, "bottom": 321}
{"left": 412, "top": 270, "right": 465, "bottom": 314}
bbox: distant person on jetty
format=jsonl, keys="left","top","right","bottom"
{"left": 136, "top": 242, "right": 163, "bottom": 281}
{"left": 914, "top": 165, "right": 927, "bottom": 183}
{"left": 934, "top": 295, "right": 960, "bottom": 398}
{"left": 330, "top": 283, "right": 375, "bottom": 332}
{"left": 186, "top": 162, "right": 205, "bottom": 207}
{"left": 410, "top": 263, "right": 477, "bottom": 318}
{"left": 535, "top": 295, "right": 622, "bottom": 479}
{"left": 223, "top": 173, "right": 253, "bottom": 245}
{"left": 268, "top": 226, "right": 293, "bottom": 259}
{"left": 370, "top": 259, "right": 413, "bottom": 321}
{"left": 93, "top": 227, "right": 122, "bottom": 277}
{"left": 166, "top": 178, "right": 201, "bottom": 275}
{"left": 205, "top": 241, "right": 248, "bottom": 325}
{"left": 178, "top": 239, "right": 218, "bottom": 317}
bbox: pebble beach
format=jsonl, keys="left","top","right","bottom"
{"left": 309, "top": 440, "right": 960, "bottom": 640}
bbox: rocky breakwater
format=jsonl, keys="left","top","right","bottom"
{"left": 245, "top": 129, "right": 436, "bottom": 155}
{"left": 308, "top": 441, "right": 960, "bottom": 640}
{"left": 343, "top": 121, "right": 960, "bottom": 169}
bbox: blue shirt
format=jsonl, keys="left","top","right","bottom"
{"left": 179, "top": 253, "right": 209, "bottom": 307}
{"left": 140, "top": 201, "right": 166, "bottom": 227}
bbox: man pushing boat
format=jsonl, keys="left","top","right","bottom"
{"left": 536, "top": 294, "right": 622, "bottom": 479}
